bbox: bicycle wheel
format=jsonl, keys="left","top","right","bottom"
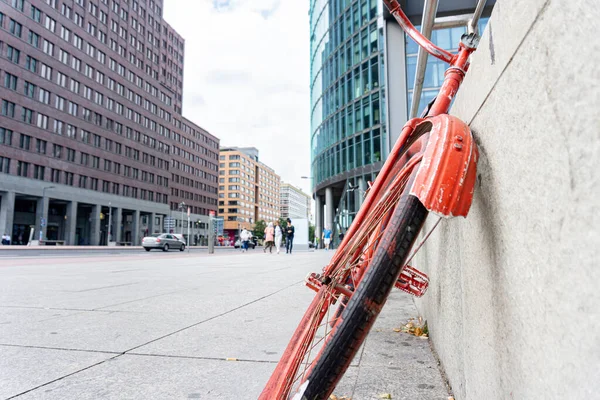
{"left": 260, "top": 153, "right": 427, "bottom": 400}
{"left": 299, "top": 191, "right": 427, "bottom": 399}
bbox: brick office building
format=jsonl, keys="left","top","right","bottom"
{"left": 0, "top": 0, "right": 218, "bottom": 245}
{"left": 218, "top": 147, "right": 280, "bottom": 244}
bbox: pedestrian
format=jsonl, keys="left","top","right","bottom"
{"left": 286, "top": 219, "right": 295, "bottom": 254}
{"left": 1, "top": 233, "right": 10, "bottom": 245}
{"left": 264, "top": 222, "right": 275, "bottom": 253}
{"left": 274, "top": 220, "right": 283, "bottom": 254}
{"left": 322, "top": 225, "right": 332, "bottom": 250}
{"left": 240, "top": 228, "right": 250, "bottom": 252}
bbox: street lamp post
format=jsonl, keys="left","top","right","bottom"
{"left": 179, "top": 202, "right": 186, "bottom": 235}
{"left": 40, "top": 186, "right": 55, "bottom": 242}
{"left": 107, "top": 201, "right": 112, "bottom": 243}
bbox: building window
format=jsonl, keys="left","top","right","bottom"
{"left": 19, "top": 134, "right": 31, "bottom": 150}
{"left": 65, "top": 172, "right": 74, "bottom": 186}
{"left": 26, "top": 56, "right": 38, "bottom": 72}
{"left": 30, "top": 5, "right": 41, "bottom": 22}
{"left": 9, "top": 19, "right": 22, "bottom": 37}
{"left": 17, "top": 161, "right": 29, "bottom": 177}
{"left": 66, "top": 148, "right": 76, "bottom": 162}
{"left": 79, "top": 175, "right": 87, "bottom": 188}
{"left": 51, "top": 168, "right": 61, "bottom": 183}
{"left": 36, "top": 113, "right": 49, "bottom": 129}
{"left": 4, "top": 73, "right": 17, "bottom": 90}
{"left": 0, "top": 157, "right": 10, "bottom": 173}
{"left": 34, "top": 165, "right": 45, "bottom": 180}
{"left": 7, "top": 46, "right": 20, "bottom": 64}
{"left": 1, "top": 101, "right": 15, "bottom": 117}
{"left": 12, "top": 0, "right": 24, "bottom": 11}
{"left": 44, "top": 16, "right": 56, "bottom": 32}
{"left": 53, "top": 144, "right": 63, "bottom": 158}
{"left": 28, "top": 31, "right": 40, "bottom": 47}
{"left": 36, "top": 139, "right": 47, "bottom": 154}
{"left": 0, "top": 128, "right": 13, "bottom": 145}
{"left": 21, "top": 108, "right": 33, "bottom": 124}
{"left": 40, "top": 63, "right": 52, "bottom": 80}
{"left": 24, "top": 81, "right": 36, "bottom": 98}
{"left": 38, "top": 88, "right": 50, "bottom": 104}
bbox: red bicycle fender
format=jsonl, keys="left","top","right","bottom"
{"left": 409, "top": 115, "right": 478, "bottom": 218}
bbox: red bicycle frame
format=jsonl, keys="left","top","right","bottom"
{"left": 260, "top": 3, "right": 482, "bottom": 398}
{"left": 322, "top": 1, "right": 479, "bottom": 277}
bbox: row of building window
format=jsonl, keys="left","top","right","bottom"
{"left": 1, "top": 2, "right": 180, "bottom": 108}
{"left": 0, "top": 126, "right": 169, "bottom": 186}
{"left": 313, "top": 126, "right": 382, "bottom": 183}
{"left": 0, "top": 43, "right": 216, "bottom": 172}
{"left": 0, "top": 154, "right": 168, "bottom": 203}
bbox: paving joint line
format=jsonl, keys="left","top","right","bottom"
{"left": 5, "top": 280, "right": 303, "bottom": 398}
{"left": 0, "top": 342, "right": 121, "bottom": 355}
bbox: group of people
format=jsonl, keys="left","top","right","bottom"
{"left": 263, "top": 219, "right": 295, "bottom": 254}
{"left": 239, "top": 219, "right": 296, "bottom": 254}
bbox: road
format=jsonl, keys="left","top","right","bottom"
{"left": 0, "top": 250, "right": 450, "bottom": 399}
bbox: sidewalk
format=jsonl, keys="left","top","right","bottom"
{"left": 0, "top": 245, "right": 231, "bottom": 250}
{"left": 334, "top": 290, "right": 451, "bottom": 400}
{"left": 0, "top": 250, "right": 449, "bottom": 399}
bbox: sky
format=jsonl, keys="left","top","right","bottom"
{"left": 164, "top": 0, "right": 313, "bottom": 196}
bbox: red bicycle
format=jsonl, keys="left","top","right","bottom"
{"left": 261, "top": 1, "right": 483, "bottom": 398}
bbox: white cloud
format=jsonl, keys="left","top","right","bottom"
{"left": 164, "top": 0, "right": 313, "bottom": 197}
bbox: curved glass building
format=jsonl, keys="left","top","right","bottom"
{"left": 310, "top": 0, "right": 492, "bottom": 245}
{"left": 310, "top": 0, "right": 386, "bottom": 241}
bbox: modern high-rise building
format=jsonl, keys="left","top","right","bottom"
{"left": 218, "top": 147, "right": 280, "bottom": 243}
{"left": 0, "top": 0, "right": 219, "bottom": 246}
{"left": 280, "top": 182, "right": 311, "bottom": 221}
{"left": 309, "top": 0, "right": 492, "bottom": 244}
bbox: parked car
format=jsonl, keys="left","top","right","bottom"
{"left": 172, "top": 233, "right": 186, "bottom": 244}
{"left": 142, "top": 233, "right": 185, "bottom": 252}
{"left": 234, "top": 239, "right": 256, "bottom": 249}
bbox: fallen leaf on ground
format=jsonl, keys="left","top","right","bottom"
{"left": 394, "top": 318, "right": 428, "bottom": 337}
{"left": 379, "top": 394, "right": 392, "bottom": 399}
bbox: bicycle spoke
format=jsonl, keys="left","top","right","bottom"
{"left": 280, "top": 155, "right": 423, "bottom": 399}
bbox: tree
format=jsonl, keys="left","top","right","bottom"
{"left": 309, "top": 223, "right": 315, "bottom": 242}
{"left": 278, "top": 217, "right": 288, "bottom": 231}
{"left": 253, "top": 220, "right": 266, "bottom": 240}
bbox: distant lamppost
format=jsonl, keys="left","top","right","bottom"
{"left": 40, "top": 186, "right": 55, "bottom": 241}
{"left": 178, "top": 201, "right": 186, "bottom": 235}
{"left": 107, "top": 201, "right": 112, "bottom": 243}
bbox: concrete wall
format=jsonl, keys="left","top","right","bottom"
{"left": 412, "top": 1, "right": 599, "bottom": 399}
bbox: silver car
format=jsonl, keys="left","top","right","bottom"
{"left": 142, "top": 233, "right": 185, "bottom": 252}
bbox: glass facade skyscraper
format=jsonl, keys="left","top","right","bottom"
{"left": 310, "top": 0, "right": 385, "bottom": 187}
{"left": 310, "top": 0, "right": 490, "bottom": 245}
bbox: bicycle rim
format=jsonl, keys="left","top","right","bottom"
{"left": 259, "top": 154, "right": 423, "bottom": 400}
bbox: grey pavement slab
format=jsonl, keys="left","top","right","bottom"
{"left": 0, "top": 345, "right": 116, "bottom": 399}
{"left": 11, "top": 354, "right": 274, "bottom": 400}
{"left": 0, "top": 250, "right": 450, "bottom": 399}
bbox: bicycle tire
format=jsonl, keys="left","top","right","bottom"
{"left": 297, "top": 193, "right": 428, "bottom": 399}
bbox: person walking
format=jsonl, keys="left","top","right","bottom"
{"left": 240, "top": 228, "right": 250, "bottom": 252}
{"left": 322, "top": 226, "right": 332, "bottom": 250}
{"left": 264, "top": 222, "right": 275, "bottom": 253}
{"left": 274, "top": 220, "right": 283, "bottom": 254}
{"left": 285, "top": 219, "right": 295, "bottom": 254}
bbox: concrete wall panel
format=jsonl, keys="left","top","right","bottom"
{"left": 413, "top": 0, "right": 600, "bottom": 398}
